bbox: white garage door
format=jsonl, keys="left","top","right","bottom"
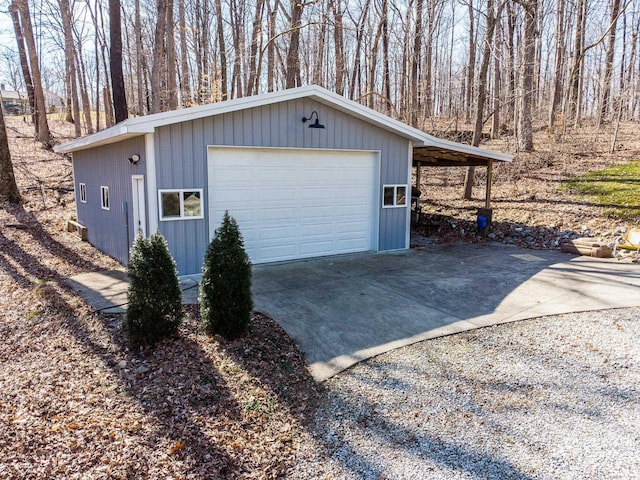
{"left": 208, "top": 147, "right": 378, "bottom": 264}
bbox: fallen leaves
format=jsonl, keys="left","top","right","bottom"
{"left": 1, "top": 118, "right": 324, "bottom": 479}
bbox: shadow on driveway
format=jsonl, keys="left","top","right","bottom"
{"left": 252, "top": 243, "right": 640, "bottom": 381}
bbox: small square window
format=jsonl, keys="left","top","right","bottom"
{"left": 100, "top": 186, "right": 110, "bottom": 210}
{"left": 159, "top": 189, "right": 204, "bottom": 221}
{"left": 79, "top": 183, "right": 87, "bottom": 203}
{"left": 382, "top": 184, "right": 408, "bottom": 208}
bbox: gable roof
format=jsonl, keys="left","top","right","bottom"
{"left": 54, "top": 85, "right": 512, "bottom": 163}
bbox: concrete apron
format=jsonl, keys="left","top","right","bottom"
{"left": 67, "top": 243, "right": 640, "bottom": 382}
{"left": 252, "top": 243, "right": 640, "bottom": 381}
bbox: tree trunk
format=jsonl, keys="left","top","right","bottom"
{"left": 14, "top": 0, "right": 51, "bottom": 146}
{"left": 548, "top": 0, "right": 565, "bottom": 131}
{"left": 178, "top": 0, "right": 191, "bottom": 106}
{"left": 214, "top": 0, "right": 228, "bottom": 100}
{"left": 135, "top": 0, "right": 145, "bottom": 114}
{"left": 266, "top": 0, "right": 278, "bottom": 92}
{"left": 285, "top": 0, "right": 304, "bottom": 89}
{"left": 151, "top": 0, "right": 167, "bottom": 113}
{"left": 8, "top": 3, "right": 36, "bottom": 130}
{"left": 381, "top": 0, "right": 391, "bottom": 113}
{"left": 464, "top": 0, "right": 500, "bottom": 199}
{"left": 465, "top": 0, "right": 476, "bottom": 124}
{"left": 410, "top": 0, "right": 424, "bottom": 128}
{"left": 74, "top": 46, "right": 94, "bottom": 134}
{"left": 246, "top": 0, "right": 265, "bottom": 96}
{"left": 566, "top": 0, "right": 586, "bottom": 124}
{"left": 59, "top": 0, "right": 81, "bottom": 136}
{"left": 491, "top": 16, "right": 502, "bottom": 139}
{"left": 598, "top": 0, "right": 621, "bottom": 124}
{"left": 165, "top": 0, "right": 178, "bottom": 109}
{"left": 109, "top": 0, "right": 129, "bottom": 122}
{"left": 332, "top": 0, "right": 345, "bottom": 95}
{"left": 517, "top": 0, "right": 537, "bottom": 152}
{"left": 0, "top": 107, "right": 20, "bottom": 203}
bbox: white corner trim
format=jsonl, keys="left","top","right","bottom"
{"left": 405, "top": 142, "right": 413, "bottom": 249}
{"left": 145, "top": 133, "right": 159, "bottom": 234}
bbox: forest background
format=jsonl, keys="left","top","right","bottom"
{"left": 0, "top": 0, "right": 638, "bottom": 153}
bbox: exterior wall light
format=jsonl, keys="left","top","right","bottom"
{"left": 302, "top": 111, "right": 325, "bottom": 129}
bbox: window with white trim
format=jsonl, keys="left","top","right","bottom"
{"left": 159, "top": 189, "right": 204, "bottom": 220}
{"left": 79, "top": 183, "right": 87, "bottom": 203}
{"left": 100, "top": 186, "right": 110, "bottom": 210}
{"left": 382, "top": 184, "right": 408, "bottom": 208}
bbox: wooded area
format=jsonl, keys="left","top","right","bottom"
{"left": 1, "top": 0, "right": 639, "bottom": 152}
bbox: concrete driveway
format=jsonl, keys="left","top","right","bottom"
{"left": 252, "top": 243, "right": 640, "bottom": 381}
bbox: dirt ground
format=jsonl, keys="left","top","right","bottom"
{"left": 414, "top": 121, "right": 640, "bottom": 250}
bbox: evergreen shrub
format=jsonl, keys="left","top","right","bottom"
{"left": 200, "top": 211, "right": 253, "bottom": 339}
{"left": 125, "top": 232, "right": 183, "bottom": 345}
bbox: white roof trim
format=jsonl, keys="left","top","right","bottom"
{"left": 54, "top": 85, "right": 512, "bottom": 162}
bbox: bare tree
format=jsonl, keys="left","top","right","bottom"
{"left": 151, "top": 0, "right": 168, "bottom": 112}
{"left": 464, "top": 0, "right": 502, "bottom": 199}
{"left": 0, "top": 107, "right": 20, "bottom": 203}
{"left": 214, "top": 0, "right": 229, "bottom": 100}
{"left": 516, "top": 0, "right": 538, "bottom": 152}
{"left": 598, "top": 0, "right": 622, "bottom": 124}
{"left": 548, "top": 0, "right": 565, "bottom": 131}
{"left": 8, "top": 3, "right": 36, "bottom": 129}
{"left": 59, "top": 0, "right": 81, "bottom": 136}
{"left": 109, "top": 0, "right": 129, "bottom": 122}
{"left": 285, "top": 0, "right": 304, "bottom": 88}
{"left": 410, "top": 0, "right": 424, "bottom": 127}
{"left": 11, "top": 0, "right": 51, "bottom": 147}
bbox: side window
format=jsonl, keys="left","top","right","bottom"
{"left": 79, "top": 183, "right": 87, "bottom": 203}
{"left": 100, "top": 186, "right": 110, "bottom": 210}
{"left": 159, "top": 189, "right": 204, "bottom": 220}
{"left": 382, "top": 184, "right": 408, "bottom": 208}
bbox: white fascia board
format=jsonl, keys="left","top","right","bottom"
{"left": 53, "top": 123, "right": 152, "bottom": 153}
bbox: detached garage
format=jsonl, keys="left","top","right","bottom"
{"left": 55, "top": 85, "right": 511, "bottom": 277}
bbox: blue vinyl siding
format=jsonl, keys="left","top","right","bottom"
{"left": 73, "top": 137, "right": 146, "bottom": 265}
{"left": 154, "top": 99, "right": 410, "bottom": 276}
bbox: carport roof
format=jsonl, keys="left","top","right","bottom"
{"left": 54, "top": 85, "right": 512, "bottom": 165}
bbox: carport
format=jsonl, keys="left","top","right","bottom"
{"left": 412, "top": 139, "right": 513, "bottom": 213}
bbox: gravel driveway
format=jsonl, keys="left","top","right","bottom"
{"left": 289, "top": 308, "right": 640, "bottom": 479}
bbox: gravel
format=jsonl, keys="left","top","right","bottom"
{"left": 289, "top": 308, "right": 640, "bottom": 479}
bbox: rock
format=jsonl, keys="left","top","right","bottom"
{"left": 488, "top": 233, "right": 496, "bottom": 239}
{"left": 514, "top": 227, "right": 523, "bottom": 233}
{"left": 136, "top": 365, "right": 151, "bottom": 374}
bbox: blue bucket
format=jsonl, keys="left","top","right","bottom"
{"left": 477, "top": 215, "right": 487, "bottom": 229}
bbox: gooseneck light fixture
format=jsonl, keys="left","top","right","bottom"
{"left": 302, "top": 111, "right": 325, "bottom": 129}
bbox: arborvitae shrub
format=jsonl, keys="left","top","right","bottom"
{"left": 125, "top": 232, "right": 183, "bottom": 345}
{"left": 200, "top": 211, "right": 253, "bottom": 339}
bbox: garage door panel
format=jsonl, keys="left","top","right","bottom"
{"left": 209, "top": 147, "right": 377, "bottom": 264}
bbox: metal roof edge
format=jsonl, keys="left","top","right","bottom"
{"left": 53, "top": 85, "right": 513, "bottom": 162}
{"left": 423, "top": 136, "right": 514, "bottom": 162}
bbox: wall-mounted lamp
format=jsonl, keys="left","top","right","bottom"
{"left": 128, "top": 154, "right": 141, "bottom": 165}
{"left": 302, "top": 111, "right": 325, "bottom": 129}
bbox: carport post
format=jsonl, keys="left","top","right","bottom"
{"left": 415, "top": 161, "right": 422, "bottom": 189}
{"left": 485, "top": 160, "right": 493, "bottom": 209}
